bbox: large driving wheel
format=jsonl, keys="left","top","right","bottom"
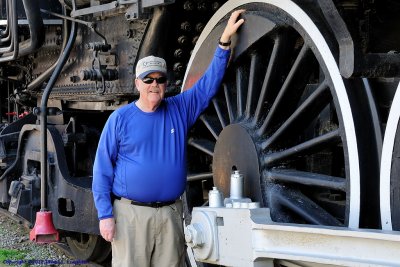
{"left": 66, "top": 234, "right": 111, "bottom": 263}
{"left": 183, "top": 0, "right": 380, "bottom": 236}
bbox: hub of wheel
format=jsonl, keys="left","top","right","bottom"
{"left": 212, "top": 123, "right": 262, "bottom": 204}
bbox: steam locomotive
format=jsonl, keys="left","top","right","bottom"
{"left": 0, "top": 0, "right": 399, "bottom": 265}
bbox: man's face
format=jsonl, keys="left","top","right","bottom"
{"left": 135, "top": 72, "right": 167, "bottom": 107}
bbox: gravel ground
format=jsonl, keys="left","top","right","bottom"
{"left": 0, "top": 211, "right": 100, "bottom": 267}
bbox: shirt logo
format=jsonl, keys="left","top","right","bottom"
{"left": 171, "top": 128, "right": 175, "bottom": 134}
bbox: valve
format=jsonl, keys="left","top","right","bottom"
{"left": 86, "top": 42, "right": 111, "bottom": 52}
{"left": 81, "top": 68, "right": 118, "bottom": 81}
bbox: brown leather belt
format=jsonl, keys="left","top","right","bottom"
{"left": 114, "top": 196, "right": 175, "bottom": 208}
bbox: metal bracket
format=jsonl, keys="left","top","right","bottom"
{"left": 125, "top": 0, "right": 175, "bottom": 21}
{"left": 141, "top": 0, "right": 175, "bottom": 8}
{"left": 69, "top": 0, "right": 174, "bottom": 20}
{"left": 125, "top": 2, "right": 141, "bottom": 21}
{"left": 71, "top": 1, "right": 119, "bottom": 17}
{"left": 70, "top": 0, "right": 137, "bottom": 18}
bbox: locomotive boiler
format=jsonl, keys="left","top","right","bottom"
{"left": 0, "top": 0, "right": 399, "bottom": 266}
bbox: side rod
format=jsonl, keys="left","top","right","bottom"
{"left": 188, "top": 207, "right": 400, "bottom": 266}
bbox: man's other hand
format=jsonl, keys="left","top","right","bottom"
{"left": 100, "top": 217, "right": 116, "bottom": 242}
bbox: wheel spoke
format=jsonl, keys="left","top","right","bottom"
{"left": 212, "top": 98, "right": 227, "bottom": 128}
{"left": 261, "top": 81, "right": 330, "bottom": 147}
{"left": 223, "top": 83, "right": 235, "bottom": 123}
{"left": 188, "top": 138, "right": 215, "bottom": 156}
{"left": 269, "top": 185, "right": 343, "bottom": 226}
{"left": 199, "top": 114, "right": 222, "bottom": 140}
{"left": 258, "top": 44, "right": 314, "bottom": 136}
{"left": 262, "top": 129, "right": 341, "bottom": 165}
{"left": 245, "top": 53, "right": 259, "bottom": 120}
{"left": 253, "top": 34, "right": 285, "bottom": 126}
{"left": 266, "top": 169, "right": 346, "bottom": 191}
{"left": 187, "top": 172, "right": 213, "bottom": 182}
{"left": 236, "top": 67, "right": 245, "bottom": 118}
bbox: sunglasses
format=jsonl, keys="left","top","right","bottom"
{"left": 141, "top": 76, "right": 167, "bottom": 84}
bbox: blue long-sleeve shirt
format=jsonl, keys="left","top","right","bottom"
{"left": 92, "top": 47, "right": 230, "bottom": 219}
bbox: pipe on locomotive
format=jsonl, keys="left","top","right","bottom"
{"left": 0, "top": 0, "right": 16, "bottom": 53}
{"left": 1, "top": 0, "right": 12, "bottom": 43}
{"left": 0, "top": 0, "right": 45, "bottom": 63}
{"left": 17, "top": 0, "right": 45, "bottom": 57}
{"left": 0, "top": 0, "right": 18, "bottom": 60}
{"left": 38, "top": 16, "right": 77, "bottom": 211}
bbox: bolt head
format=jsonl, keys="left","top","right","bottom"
{"left": 185, "top": 224, "right": 204, "bottom": 248}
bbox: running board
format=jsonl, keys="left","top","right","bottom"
{"left": 185, "top": 207, "right": 400, "bottom": 266}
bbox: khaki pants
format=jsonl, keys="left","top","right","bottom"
{"left": 112, "top": 198, "right": 185, "bottom": 267}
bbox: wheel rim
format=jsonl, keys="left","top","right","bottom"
{"left": 380, "top": 81, "right": 400, "bottom": 230}
{"left": 184, "top": 0, "right": 361, "bottom": 228}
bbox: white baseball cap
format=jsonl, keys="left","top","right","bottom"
{"left": 135, "top": 55, "right": 167, "bottom": 79}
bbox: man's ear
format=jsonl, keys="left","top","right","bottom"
{"left": 134, "top": 78, "right": 140, "bottom": 91}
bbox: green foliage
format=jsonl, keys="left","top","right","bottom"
{"left": 0, "top": 249, "right": 26, "bottom": 266}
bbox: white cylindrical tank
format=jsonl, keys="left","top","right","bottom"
{"left": 209, "top": 186, "right": 223, "bottom": 207}
{"left": 230, "top": 170, "right": 244, "bottom": 199}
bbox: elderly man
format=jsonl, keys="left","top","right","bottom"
{"left": 92, "top": 10, "right": 245, "bottom": 267}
